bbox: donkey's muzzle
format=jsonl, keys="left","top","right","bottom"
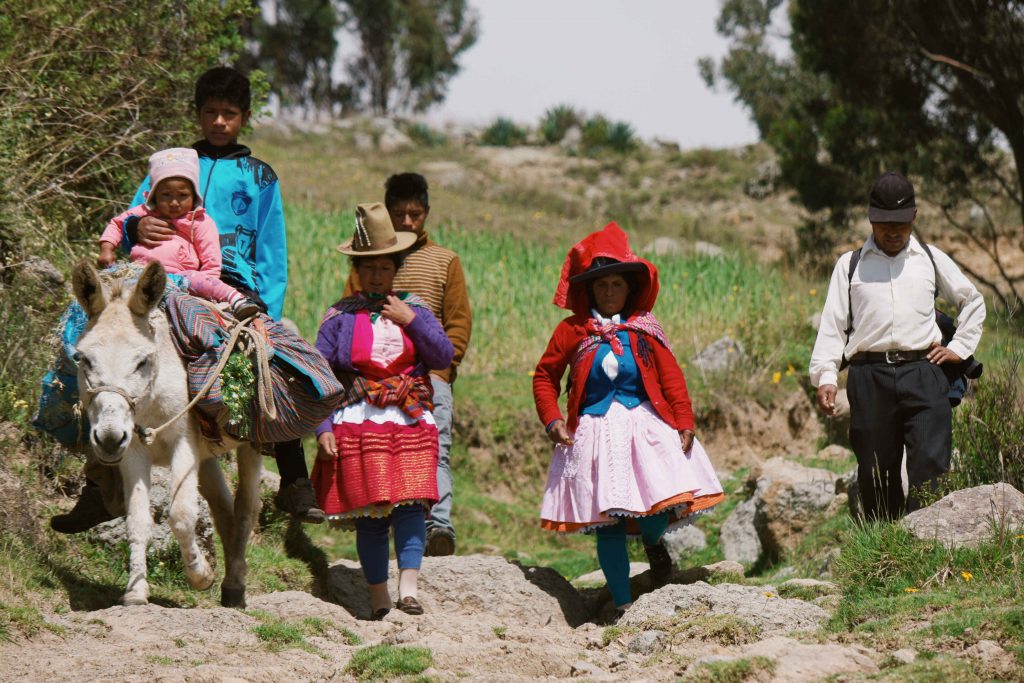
{"left": 92, "top": 428, "right": 129, "bottom": 464}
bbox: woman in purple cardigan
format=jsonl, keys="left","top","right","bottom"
{"left": 312, "top": 203, "right": 453, "bottom": 620}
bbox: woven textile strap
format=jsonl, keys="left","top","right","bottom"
{"left": 340, "top": 374, "right": 434, "bottom": 419}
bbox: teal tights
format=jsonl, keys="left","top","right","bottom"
{"left": 596, "top": 512, "right": 669, "bottom": 607}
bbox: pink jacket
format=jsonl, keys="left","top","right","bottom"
{"left": 99, "top": 204, "right": 221, "bottom": 277}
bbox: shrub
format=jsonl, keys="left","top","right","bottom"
{"left": 580, "top": 115, "right": 637, "bottom": 154}
{"left": 405, "top": 121, "right": 446, "bottom": 147}
{"left": 481, "top": 117, "right": 528, "bottom": 147}
{"left": 0, "top": 0, "right": 255, "bottom": 441}
{"left": 539, "top": 104, "right": 579, "bottom": 144}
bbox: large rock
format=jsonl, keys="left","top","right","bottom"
{"left": 902, "top": 483, "right": 1024, "bottom": 547}
{"left": 753, "top": 458, "right": 840, "bottom": 558}
{"left": 90, "top": 467, "right": 215, "bottom": 557}
{"left": 691, "top": 336, "right": 745, "bottom": 374}
{"left": 641, "top": 236, "right": 684, "bottom": 257}
{"left": 736, "top": 636, "right": 878, "bottom": 681}
{"left": 721, "top": 498, "right": 762, "bottom": 564}
{"left": 662, "top": 523, "right": 707, "bottom": 559}
{"left": 620, "top": 581, "right": 828, "bottom": 635}
{"left": 326, "top": 554, "right": 590, "bottom": 627}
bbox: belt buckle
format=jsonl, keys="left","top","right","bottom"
{"left": 885, "top": 350, "right": 903, "bottom": 364}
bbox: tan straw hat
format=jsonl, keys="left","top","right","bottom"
{"left": 336, "top": 202, "right": 417, "bottom": 256}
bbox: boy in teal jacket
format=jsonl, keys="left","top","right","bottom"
{"left": 51, "top": 67, "right": 323, "bottom": 533}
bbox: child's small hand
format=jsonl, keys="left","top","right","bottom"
{"left": 316, "top": 432, "right": 338, "bottom": 461}
{"left": 97, "top": 242, "right": 117, "bottom": 268}
{"left": 137, "top": 215, "right": 175, "bottom": 247}
{"left": 381, "top": 295, "right": 415, "bottom": 326}
{"left": 679, "top": 429, "right": 695, "bottom": 453}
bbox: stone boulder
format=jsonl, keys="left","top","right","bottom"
{"left": 620, "top": 581, "right": 828, "bottom": 635}
{"left": 817, "top": 444, "right": 853, "bottom": 460}
{"left": 326, "top": 554, "right": 590, "bottom": 627}
{"left": 735, "top": 636, "right": 878, "bottom": 681}
{"left": 662, "top": 523, "right": 707, "bottom": 559}
{"left": 721, "top": 497, "right": 762, "bottom": 564}
{"left": 90, "top": 467, "right": 215, "bottom": 557}
{"left": 691, "top": 336, "right": 745, "bottom": 374}
{"left": 641, "top": 236, "right": 684, "bottom": 257}
{"left": 753, "top": 458, "right": 840, "bottom": 558}
{"left": 902, "top": 483, "right": 1024, "bottom": 547}
{"left": 694, "top": 240, "right": 725, "bottom": 258}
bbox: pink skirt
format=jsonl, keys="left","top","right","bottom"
{"left": 540, "top": 401, "right": 725, "bottom": 534}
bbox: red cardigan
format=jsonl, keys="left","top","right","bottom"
{"left": 532, "top": 313, "right": 695, "bottom": 433}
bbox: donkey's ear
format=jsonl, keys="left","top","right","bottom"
{"left": 128, "top": 261, "right": 166, "bottom": 316}
{"left": 72, "top": 260, "right": 107, "bottom": 318}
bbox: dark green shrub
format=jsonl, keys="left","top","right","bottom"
{"left": 406, "top": 121, "right": 446, "bottom": 147}
{"left": 481, "top": 117, "right": 527, "bottom": 146}
{"left": 539, "top": 104, "right": 579, "bottom": 144}
{"left": 580, "top": 115, "right": 637, "bottom": 154}
{"left": 607, "top": 121, "right": 637, "bottom": 152}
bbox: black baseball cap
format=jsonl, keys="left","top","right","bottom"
{"left": 868, "top": 171, "right": 916, "bottom": 223}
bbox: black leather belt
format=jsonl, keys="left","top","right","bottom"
{"left": 849, "top": 349, "right": 929, "bottom": 365}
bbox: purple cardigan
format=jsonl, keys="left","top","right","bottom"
{"left": 314, "top": 306, "right": 453, "bottom": 435}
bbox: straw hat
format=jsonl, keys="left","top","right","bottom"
{"left": 336, "top": 202, "right": 417, "bottom": 256}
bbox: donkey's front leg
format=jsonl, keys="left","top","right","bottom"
{"left": 220, "top": 443, "right": 263, "bottom": 608}
{"left": 167, "top": 434, "right": 214, "bottom": 591}
{"left": 119, "top": 450, "right": 152, "bottom": 606}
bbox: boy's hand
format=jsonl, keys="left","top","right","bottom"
{"left": 381, "top": 295, "right": 415, "bottom": 326}
{"left": 316, "top": 432, "right": 338, "bottom": 461}
{"left": 137, "top": 216, "right": 174, "bottom": 246}
{"left": 97, "top": 242, "right": 117, "bottom": 268}
{"left": 679, "top": 429, "right": 695, "bottom": 453}
{"left": 546, "top": 419, "right": 575, "bottom": 446}
{"left": 817, "top": 384, "right": 838, "bottom": 415}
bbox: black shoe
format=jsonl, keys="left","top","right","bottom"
{"left": 50, "top": 484, "right": 116, "bottom": 534}
{"left": 424, "top": 528, "right": 455, "bottom": 556}
{"left": 370, "top": 607, "right": 390, "bottom": 621}
{"left": 645, "top": 541, "right": 673, "bottom": 585}
{"left": 274, "top": 478, "right": 326, "bottom": 524}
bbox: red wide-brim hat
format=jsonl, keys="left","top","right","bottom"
{"left": 553, "top": 222, "right": 659, "bottom": 316}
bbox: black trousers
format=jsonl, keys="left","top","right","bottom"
{"left": 847, "top": 359, "right": 952, "bottom": 520}
{"left": 274, "top": 438, "right": 309, "bottom": 486}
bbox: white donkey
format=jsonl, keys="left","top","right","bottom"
{"left": 72, "top": 260, "right": 262, "bottom": 608}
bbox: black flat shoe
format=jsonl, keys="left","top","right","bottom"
{"left": 395, "top": 596, "right": 424, "bottom": 615}
{"left": 370, "top": 607, "right": 390, "bottom": 621}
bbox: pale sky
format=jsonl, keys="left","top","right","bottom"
{"left": 430, "top": 0, "right": 761, "bottom": 149}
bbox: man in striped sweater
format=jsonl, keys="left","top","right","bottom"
{"left": 344, "top": 173, "right": 472, "bottom": 556}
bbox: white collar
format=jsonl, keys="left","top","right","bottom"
{"left": 591, "top": 310, "right": 621, "bottom": 325}
{"left": 864, "top": 233, "right": 924, "bottom": 258}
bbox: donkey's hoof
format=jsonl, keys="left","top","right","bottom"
{"left": 121, "top": 593, "right": 149, "bottom": 607}
{"left": 221, "top": 585, "right": 246, "bottom": 609}
{"left": 186, "top": 560, "right": 216, "bottom": 591}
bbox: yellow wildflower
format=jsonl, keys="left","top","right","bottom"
{"left": 1015, "top": 534, "right": 1024, "bottom": 540}
{"left": 785, "top": 364, "right": 795, "bottom": 376}
{"left": 809, "top": 288, "right": 818, "bottom": 296}
{"left": 763, "top": 591, "right": 776, "bottom": 599}
{"left": 532, "top": 211, "right": 544, "bottom": 219}
{"left": 527, "top": 370, "right": 536, "bottom": 377}
{"left": 772, "top": 372, "right": 782, "bottom": 384}
{"left": 961, "top": 571, "right": 973, "bottom": 582}
{"left": 904, "top": 587, "right": 919, "bottom": 593}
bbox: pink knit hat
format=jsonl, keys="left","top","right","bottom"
{"left": 147, "top": 147, "right": 201, "bottom": 206}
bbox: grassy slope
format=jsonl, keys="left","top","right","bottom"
{"left": 3, "top": 125, "right": 1023, "bottom": 670}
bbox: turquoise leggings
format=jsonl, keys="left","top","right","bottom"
{"left": 596, "top": 512, "right": 669, "bottom": 607}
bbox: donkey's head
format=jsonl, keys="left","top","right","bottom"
{"left": 72, "top": 261, "right": 166, "bottom": 464}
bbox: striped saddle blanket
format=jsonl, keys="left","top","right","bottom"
{"left": 164, "top": 291, "right": 343, "bottom": 444}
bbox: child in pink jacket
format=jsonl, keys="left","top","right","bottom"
{"left": 98, "top": 147, "right": 260, "bottom": 319}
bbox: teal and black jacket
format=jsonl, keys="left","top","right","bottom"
{"left": 126, "top": 141, "right": 287, "bottom": 320}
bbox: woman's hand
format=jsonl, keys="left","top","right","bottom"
{"left": 381, "top": 295, "right": 416, "bottom": 326}
{"left": 97, "top": 242, "right": 117, "bottom": 268}
{"left": 137, "top": 215, "right": 175, "bottom": 247}
{"left": 679, "top": 429, "right": 695, "bottom": 453}
{"left": 316, "top": 432, "right": 338, "bottom": 461}
{"left": 547, "top": 419, "right": 575, "bottom": 446}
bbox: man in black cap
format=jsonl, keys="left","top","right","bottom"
{"left": 808, "top": 171, "right": 986, "bottom": 520}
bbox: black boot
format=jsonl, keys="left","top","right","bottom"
{"left": 645, "top": 541, "right": 673, "bottom": 585}
{"left": 50, "top": 483, "right": 116, "bottom": 534}
{"left": 274, "top": 478, "right": 326, "bottom": 524}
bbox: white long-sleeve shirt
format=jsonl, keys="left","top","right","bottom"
{"left": 809, "top": 235, "right": 986, "bottom": 388}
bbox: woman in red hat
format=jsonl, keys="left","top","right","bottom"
{"left": 533, "top": 222, "right": 725, "bottom": 614}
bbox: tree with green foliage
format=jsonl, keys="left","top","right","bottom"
{"left": 701, "top": 0, "right": 1024, "bottom": 311}
{"left": 342, "top": 0, "right": 479, "bottom": 114}
{"left": 240, "top": 0, "right": 347, "bottom": 113}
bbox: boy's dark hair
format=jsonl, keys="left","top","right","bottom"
{"left": 351, "top": 252, "right": 406, "bottom": 271}
{"left": 194, "top": 66, "right": 251, "bottom": 112}
{"left": 384, "top": 173, "right": 429, "bottom": 210}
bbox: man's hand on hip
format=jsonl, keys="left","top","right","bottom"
{"left": 926, "top": 342, "right": 962, "bottom": 366}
